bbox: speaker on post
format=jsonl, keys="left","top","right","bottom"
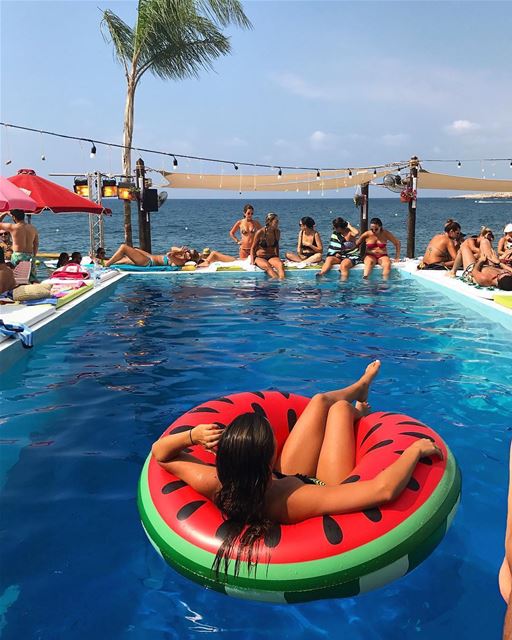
{"left": 143, "top": 189, "right": 159, "bottom": 212}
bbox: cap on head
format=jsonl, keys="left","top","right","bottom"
{"left": 504, "top": 223, "right": 512, "bottom": 233}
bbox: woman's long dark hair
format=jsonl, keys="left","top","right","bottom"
{"left": 212, "top": 412, "right": 275, "bottom": 578}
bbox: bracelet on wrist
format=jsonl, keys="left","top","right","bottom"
{"left": 189, "top": 428, "right": 195, "bottom": 445}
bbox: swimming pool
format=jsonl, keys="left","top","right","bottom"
{"left": 1, "top": 273, "right": 510, "bottom": 639}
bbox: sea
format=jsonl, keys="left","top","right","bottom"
{"left": 31, "top": 197, "right": 512, "bottom": 259}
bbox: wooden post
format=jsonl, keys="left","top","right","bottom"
{"left": 359, "top": 182, "right": 369, "bottom": 233}
{"left": 136, "top": 158, "right": 151, "bottom": 252}
{"left": 407, "top": 156, "right": 419, "bottom": 258}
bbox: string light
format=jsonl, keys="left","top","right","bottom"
{"left": 373, "top": 169, "right": 377, "bottom": 177}
{"left": 278, "top": 167, "right": 282, "bottom": 178}
{"left": 348, "top": 169, "right": 352, "bottom": 178}
{"left": 457, "top": 161, "right": 461, "bottom": 168}
{"left": 316, "top": 170, "right": 320, "bottom": 180}
{"left": 233, "top": 163, "right": 239, "bottom": 171}
{"left": 89, "top": 142, "right": 97, "bottom": 159}
{"left": 40, "top": 131, "right": 46, "bottom": 161}
{"left": 173, "top": 156, "right": 178, "bottom": 168}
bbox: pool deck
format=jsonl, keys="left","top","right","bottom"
{"left": 0, "top": 271, "right": 127, "bottom": 372}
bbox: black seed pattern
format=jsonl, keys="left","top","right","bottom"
{"left": 278, "top": 391, "right": 290, "bottom": 399}
{"left": 264, "top": 524, "right": 282, "bottom": 548}
{"left": 251, "top": 391, "right": 265, "bottom": 399}
{"left": 407, "top": 478, "right": 420, "bottom": 491}
{"left": 323, "top": 516, "right": 343, "bottom": 545}
{"left": 215, "top": 397, "right": 234, "bottom": 404}
{"left": 360, "top": 422, "right": 383, "bottom": 446}
{"left": 419, "top": 456, "right": 433, "bottom": 466}
{"left": 215, "top": 520, "right": 238, "bottom": 541}
{"left": 170, "top": 425, "right": 194, "bottom": 435}
{"left": 177, "top": 500, "right": 206, "bottom": 521}
{"left": 162, "top": 480, "right": 187, "bottom": 494}
{"left": 287, "top": 409, "right": 297, "bottom": 432}
{"left": 363, "top": 507, "right": 383, "bottom": 523}
{"left": 379, "top": 412, "right": 400, "bottom": 418}
{"left": 188, "top": 407, "right": 219, "bottom": 414}
{"left": 341, "top": 475, "right": 360, "bottom": 484}
{"left": 394, "top": 450, "right": 404, "bottom": 455}
{"left": 367, "top": 439, "right": 393, "bottom": 453}
{"left": 398, "top": 420, "right": 427, "bottom": 428}
{"left": 400, "top": 431, "right": 434, "bottom": 442}
{"left": 251, "top": 403, "right": 267, "bottom": 418}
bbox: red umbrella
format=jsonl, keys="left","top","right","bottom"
{"left": 7, "top": 169, "right": 111, "bottom": 215}
{"left": 0, "top": 176, "right": 38, "bottom": 212}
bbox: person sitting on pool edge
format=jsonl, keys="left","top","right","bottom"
{"left": 317, "top": 217, "right": 360, "bottom": 279}
{"left": 285, "top": 216, "right": 323, "bottom": 265}
{"left": 448, "top": 236, "right": 512, "bottom": 290}
{"left": 151, "top": 360, "right": 443, "bottom": 575}
{"left": 105, "top": 244, "right": 200, "bottom": 268}
{"left": 356, "top": 217, "right": 401, "bottom": 280}
{"left": 498, "top": 223, "right": 512, "bottom": 266}
{"left": 251, "top": 212, "right": 285, "bottom": 279}
{"left": 418, "top": 219, "right": 462, "bottom": 270}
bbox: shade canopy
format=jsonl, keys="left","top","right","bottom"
{"left": 7, "top": 169, "right": 111, "bottom": 214}
{"left": 159, "top": 168, "right": 390, "bottom": 191}
{"left": 0, "top": 175, "right": 38, "bottom": 212}
{"left": 158, "top": 167, "right": 512, "bottom": 193}
{"left": 417, "top": 169, "right": 512, "bottom": 191}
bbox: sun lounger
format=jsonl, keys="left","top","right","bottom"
{"left": 13, "top": 260, "right": 32, "bottom": 285}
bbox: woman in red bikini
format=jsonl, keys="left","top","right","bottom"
{"left": 357, "top": 217, "right": 401, "bottom": 280}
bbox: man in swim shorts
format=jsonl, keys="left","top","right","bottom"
{"left": 0, "top": 210, "right": 39, "bottom": 282}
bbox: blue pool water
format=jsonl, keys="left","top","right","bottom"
{"left": 1, "top": 273, "right": 511, "bottom": 639}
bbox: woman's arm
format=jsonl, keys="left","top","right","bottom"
{"left": 229, "top": 220, "right": 241, "bottom": 245}
{"left": 347, "top": 222, "right": 359, "bottom": 236}
{"left": 313, "top": 232, "right": 323, "bottom": 252}
{"left": 250, "top": 229, "right": 263, "bottom": 264}
{"left": 355, "top": 231, "right": 369, "bottom": 247}
{"left": 296, "top": 231, "right": 302, "bottom": 254}
{"left": 385, "top": 230, "right": 401, "bottom": 260}
{"left": 282, "top": 439, "right": 441, "bottom": 523}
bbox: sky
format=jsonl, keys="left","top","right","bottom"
{"left": 1, "top": 0, "right": 511, "bottom": 198}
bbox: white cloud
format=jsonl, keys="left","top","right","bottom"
{"left": 271, "top": 72, "right": 330, "bottom": 100}
{"left": 446, "top": 120, "right": 481, "bottom": 134}
{"left": 224, "top": 136, "right": 247, "bottom": 147}
{"left": 309, "top": 130, "right": 338, "bottom": 151}
{"left": 380, "top": 133, "right": 409, "bottom": 147}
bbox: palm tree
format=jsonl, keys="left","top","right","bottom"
{"left": 101, "top": 0, "right": 251, "bottom": 245}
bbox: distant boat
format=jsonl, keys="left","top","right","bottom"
{"left": 475, "top": 199, "right": 512, "bottom": 204}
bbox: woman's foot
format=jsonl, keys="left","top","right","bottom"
{"left": 355, "top": 400, "right": 372, "bottom": 416}
{"left": 357, "top": 360, "right": 381, "bottom": 402}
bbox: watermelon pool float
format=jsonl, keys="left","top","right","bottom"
{"left": 138, "top": 391, "right": 461, "bottom": 603}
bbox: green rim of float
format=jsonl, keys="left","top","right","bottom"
{"left": 138, "top": 446, "right": 461, "bottom": 603}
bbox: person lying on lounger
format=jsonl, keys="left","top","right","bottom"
{"left": 418, "top": 219, "right": 461, "bottom": 270}
{"left": 498, "top": 224, "right": 512, "bottom": 266}
{"left": 448, "top": 237, "right": 512, "bottom": 290}
{"left": 105, "top": 244, "right": 200, "bottom": 268}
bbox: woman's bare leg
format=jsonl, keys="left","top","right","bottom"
{"left": 317, "top": 256, "right": 340, "bottom": 276}
{"left": 203, "top": 251, "right": 237, "bottom": 265}
{"left": 339, "top": 258, "right": 354, "bottom": 281}
{"left": 277, "top": 361, "right": 380, "bottom": 476}
{"left": 285, "top": 252, "right": 302, "bottom": 262}
{"left": 363, "top": 255, "right": 375, "bottom": 279}
{"left": 269, "top": 256, "right": 285, "bottom": 279}
{"left": 106, "top": 244, "right": 151, "bottom": 267}
{"left": 379, "top": 256, "right": 392, "bottom": 279}
{"left": 315, "top": 401, "right": 359, "bottom": 484}
{"left": 304, "top": 253, "right": 322, "bottom": 264}
{"left": 255, "top": 257, "right": 277, "bottom": 278}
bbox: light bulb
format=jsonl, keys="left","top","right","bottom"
{"left": 348, "top": 169, "right": 352, "bottom": 178}
{"left": 90, "top": 143, "right": 96, "bottom": 158}
{"left": 234, "top": 163, "right": 239, "bottom": 171}
{"left": 373, "top": 169, "right": 377, "bottom": 177}
{"left": 173, "top": 156, "right": 178, "bottom": 168}
{"left": 278, "top": 167, "right": 282, "bottom": 178}
{"left": 41, "top": 154, "right": 46, "bottom": 161}
{"left": 457, "top": 161, "right": 461, "bottom": 168}
{"left": 316, "top": 170, "right": 320, "bottom": 180}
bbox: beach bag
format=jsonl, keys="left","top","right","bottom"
{"left": 13, "top": 283, "right": 52, "bottom": 302}
{"left": 51, "top": 263, "right": 90, "bottom": 280}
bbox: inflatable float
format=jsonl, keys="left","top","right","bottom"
{"left": 138, "top": 391, "right": 461, "bottom": 603}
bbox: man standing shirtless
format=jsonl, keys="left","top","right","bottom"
{"left": 0, "top": 210, "right": 39, "bottom": 282}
